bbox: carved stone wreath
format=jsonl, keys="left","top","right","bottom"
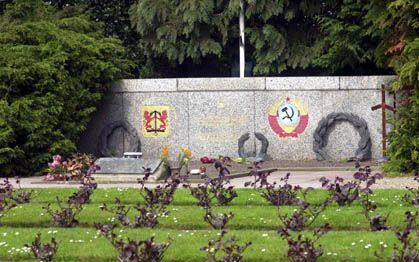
{"left": 313, "top": 112, "right": 372, "bottom": 161}
{"left": 97, "top": 120, "right": 140, "bottom": 157}
{"left": 238, "top": 132, "right": 270, "bottom": 161}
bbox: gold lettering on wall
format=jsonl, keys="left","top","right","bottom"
{"left": 195, "top": 132, "right": 240, "bottom": 142}
{"left": 192, "top": 116, "right": 247, "bottom": 142}
{"left": 193, "top": 116, "right": 247, "bottom": 127}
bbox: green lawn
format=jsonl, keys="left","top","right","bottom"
{"left": 0, "top": 188, "right": 415, "bottom": 261}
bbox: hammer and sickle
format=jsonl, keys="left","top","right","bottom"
{"left": 281, "top": 106, "right": 294, "bottom": 120}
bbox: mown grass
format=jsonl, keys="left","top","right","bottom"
{"left": 0, "top": 188, "right": 415, "bottom": 261}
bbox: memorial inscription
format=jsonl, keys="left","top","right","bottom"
{"left": 193, "top": 116, "right": 247, "bottom": 142}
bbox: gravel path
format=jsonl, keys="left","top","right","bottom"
{"left": 10, "top": 169, "right": 416, "bottom": 189}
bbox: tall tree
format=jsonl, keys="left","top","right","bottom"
{"left": 129, "top": 0, "right": 341, "bottom": 76}
{"left": 0, "top": 0, "right": 133, "bottom": 176}
{"left": 314, "top": 0, "right": 418, "bottom": 172}
{"left": 0, "top": 0, "right": 12, "bottom": 14}
{"left": 47, "top": 0, "right": 145, "bottom": 77}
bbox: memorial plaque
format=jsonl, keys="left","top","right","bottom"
{"left": 188, "top": 91, "right": 255, "bottom": 157}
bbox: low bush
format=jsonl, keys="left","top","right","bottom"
{"left": 0, "top": 178, "right": 17, "bottom": 222}
{"left": 185, "top": 157, "right": 238, "bottom": 206}
{"left": 44, "top": 178, "right": 97, "bottom": 227}
{"left": 278, "top": 188, "right": 329, "bottom": 231}
{"left": 201, "top": 230, "right": 251, "bottom": 262}
{"left": 279, "top": 224, "right": 332, "bottom": 262}
{"left": 0, "top": 0, "right": 132, "bottom": 176}
{"left": 25, "top": 233, "right": 59, "bottom": 262}
{"left": 375, "top": 211, "right": 418, "bottom": 261}
{"left": 0, "top": 177, "right": 33, "bottom": 224}
{"left": 96, "top": 223, "right": 172, "bottom": 262}
{"left": 319, "top": 176, "right": 359, "bottom": 206}
{"left": 355, "top": 167, "right": 387, "bottom": 231}
{"left": 246, "top": 171, "right": 302, "bottom": 206}
{"left": 100, "top": 197, "right": 166, "bottom": 228}
{"left": 138, "top": 168, "right": 180, "bottom": 207}
{"left": 402, "top": 173, "right": 419, "bottom": 207}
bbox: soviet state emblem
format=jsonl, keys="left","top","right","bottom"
{"left": 142, "top": 105, "right": 170, "bottom": 137}
{"left": 268, "top": 97, "right": 309, "bottom": 138}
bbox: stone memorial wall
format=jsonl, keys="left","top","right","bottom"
{"left": 78, "top": 76, "right": 396, "bottom": 161}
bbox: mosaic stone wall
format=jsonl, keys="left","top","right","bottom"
{"left": 78, "top": 76, "right": 396, "bottom": 160}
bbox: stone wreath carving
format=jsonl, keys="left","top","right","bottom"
{"left": 238, "top": 132, "right": 270, "bottom": 161}
{"left": 313, "top": 112, "right": 372, "bottom": 161}
{"left": 98, "top": 120, "right": 140, "bottom": 157}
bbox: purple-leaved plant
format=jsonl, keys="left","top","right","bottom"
{"left": 185, "top": 157, "right": 237, "bottom": 207}
{"left": 101, "top": 167, "right": 180, "bottom": 228}
{"left": 375, "top": 211, "right": 418, "bottom": 262}
{"left": 96, "top": 223, "right": 172, "bottom": 262}
{"left": 390, "top": 211, "right": 418, "bottom": 262}
{"left": 210, "top": 157, "right": 238, "bottom": 205}
{"left": 0, "top": 178, "right": 16, "bottom": 224}
{"left": 244, "top": 161, "right": 272, "bottom": 189}
{"left": 185, "top": 184, "right": 212, "bottom": 208}
{"left": 354, "top": 166, "right": 387, "bottom": 231}
{"left": 402, "top": 173, "right": 419, "bottom": 207}
{"left": 279, "top": 223, "right": 332, "bottom": 262}
{"left": 319, "top": 176, "right": 360, "bottom": 206}
{"left": 278, "top": 188, "right": 329, "bottom": 231}
{"left": 43, "top": 197, "right": 83, "bottom": 227}
{"left": 68, "top": 177, "right": 97, "bottom": 205}
{"left": 138, "top": 168, "right": 180, "bottom": 207}
{"left": 245, "top": 172, "right": 302, "bottom": 206}
{"left": 100, "top": 197, "right": 165, "bottom": 228}
{"left": 25, "top": 233, "right": 59, "bottom": 262}
{"left": 0, "top": 178, "right": 34, "bottom": 224}
{"left": 201, "top": 230, "right": 251, "bottom": 262}
{"left": 11, "top": 177, "right": 35, "bottom": 204}
{"left": 44, "top": 173, "right": 97, "bottom": 227}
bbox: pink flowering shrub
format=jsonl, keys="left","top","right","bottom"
{"left": 45, "top": 155, "right": 67, "bottom": 181}
{"left": 44, "top": 154, "right": 98, "bottom": 181}
{"left": 48, "top": 155, "right": 62, "bottom": 169}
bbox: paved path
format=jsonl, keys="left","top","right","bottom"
{"left": 9, "top": 170, "right": 414, "bottom": 189}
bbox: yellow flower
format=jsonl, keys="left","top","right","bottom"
{"left": 161, "top": 145, "right": 169, "bottom": 158}
{"left": 185, "top": 148, "right": 192, "bottom": 158}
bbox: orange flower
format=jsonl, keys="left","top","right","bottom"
{"left": 161, "top": 145, "right": 169, "bottom": 158}
{"left": 185, "top": 148, "right": 192, "bottom": 158}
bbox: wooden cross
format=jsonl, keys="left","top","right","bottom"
{"left": 371, "top": 84, "right": 396, "bottom": 157}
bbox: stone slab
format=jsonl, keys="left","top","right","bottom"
{"left": 78, "top": 76, "right": 394, "bottom": 161}
{"left": 178, "top": 77, "right": 265, "bottom": 91}
{"left": 113, "top": 79, "right": 177, "bottom": 92}
{"left": 339, "top": 75, "right": 397, "bottom": 90}
{"left": 188, "top": 91, "right": 255, "bottom": 158}
{"left": 266, "top": 77, "right": 339, "bottom": 90}
{"left": 95, "top": 158, "right": 162, "bottom": 174}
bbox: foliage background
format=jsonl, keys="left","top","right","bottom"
{"left": 0, "top": 0, "right": 132, "bottom": 176}
{"left": 129, "top": 0, "right": 417, "bottom": 173}
{"left": 313, "top": 0, "right": 418, "bottom": 173}
{"left": 0, "top": 0, "right": 417, "bottom": 175}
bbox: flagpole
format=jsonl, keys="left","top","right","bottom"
{"left": 239, "top": 0, "right": 245, "bottom": 78}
